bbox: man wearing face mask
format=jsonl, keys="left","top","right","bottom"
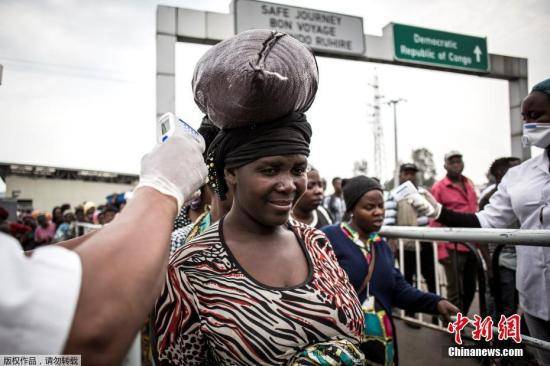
{"left": 412, "top": 78, "right": 550, "bottom": 365}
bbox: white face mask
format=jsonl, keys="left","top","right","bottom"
{"left": 522, "top": 123, "right": 550, "bottom": 148}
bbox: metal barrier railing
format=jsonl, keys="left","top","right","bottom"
{"left": 395, "top": 239, "right": 487, "bottom": 317}
{"left": 380, "top": 226, "right": 550, "bottom": 245}
{"left": 491, "top": 244, "right": 510, "bottom": 316}
{"left": 380, "top": 226, "right": 550, "bottom": 353}
{"left": 72, "top": 223, "right": 550, "bottom": 356}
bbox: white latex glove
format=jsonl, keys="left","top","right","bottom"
{"left": 408, "top": 191, "right": 442, "bottom": 219}
{"left": 136, "top": 133, "right": 207, "bottom": 210}
{"left": 422, "top": 190, "right": 442, "bottom": 219}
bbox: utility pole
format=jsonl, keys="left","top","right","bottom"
{"left": 368, "top": 73, "right": 385, "bottom": 180}
{"left": 387, "top": 98, "right": 406, "bottom": 188}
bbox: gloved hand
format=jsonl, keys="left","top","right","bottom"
{"left": 136, "top": 133, "right": 207, "bottom": 210}
{"left": 423, "top": 191, "right": 442, "bottom": 219}
{"left": 408, "top": 191, "right": 442, "bottom": 219}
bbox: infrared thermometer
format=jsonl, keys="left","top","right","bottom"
{"left": 391, "top": 180, "right": 435, "bottom": 217}
{"left": 391, "top": 181, "right": 418, "bottom": 202}
{"left": 156, "top": 112, "right": 205, "bottom": 204}
{"left": 156, "top": 112, "right": 203, "bottom": 147}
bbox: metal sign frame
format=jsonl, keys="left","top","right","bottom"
{"left": 233, "top": 0, "right": 365, "bottom": 56}
{"left": 391, "top": 22, "right": 489, "bottom": 73}
{"left": 156, "top": 4, "right": 530, "bottom": 160}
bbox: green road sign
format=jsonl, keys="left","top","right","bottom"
{"left": 392, "top": 23, "right": 489, "bottom": 72}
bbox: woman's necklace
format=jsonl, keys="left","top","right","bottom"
{"left": 340, "top": 222, "right": 381, "bottom": 265}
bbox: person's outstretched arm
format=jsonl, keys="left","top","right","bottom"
{"left": 63, "top": 187, "right": 175, "bottom": 364}
{"left": 415, "top": 175, "right": 518, "bottom": 229}
{"left": 24, "top": 231, "right": 98, "bottom": 257}
{"left": 412, "top": 190, "right": 482, "bottom": 228}
{"left": 63, "top": 132, "right": 207, "bottom": 365}
{"left": 437, "top": 207, "right": 481, "bottom": 228}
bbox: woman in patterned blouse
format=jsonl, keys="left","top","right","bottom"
{"left": 153, "top": 121, "right": 365, "bottom": 366}
{"left": 152, "top": 30, "right": 365, "bottom": 366}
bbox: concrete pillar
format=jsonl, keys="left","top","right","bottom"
{"left": 509, "top": 77, "right": 530, "bottom": 160}
{"left": 156, "top": 6, "right": 177, "bottom": 118}
{"left": 489, "top": 54, "right": 529, "bottom": 160}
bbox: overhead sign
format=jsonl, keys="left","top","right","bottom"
{"left": 392, "top": 23, "right": 489, "bottom": 72}
{"left": 234, "top": 0, "right": 365, "bottom": 56}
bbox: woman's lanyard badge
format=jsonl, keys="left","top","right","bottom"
{"left": 341, "top": 223, "right": 380, "bottom": 311}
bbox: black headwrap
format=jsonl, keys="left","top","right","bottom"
{"left": 196, "top": 116, "right": 220, "bottom": 161}
{"left": 342, "top": 175, "right": 383, "bottom": 212}
{"left": 206, "top": 112, "right": 312, "bottom": 199}
{"left": 174, "top": 116, "right": 221, "bottom": 230}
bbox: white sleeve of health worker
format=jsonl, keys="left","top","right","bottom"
{"left": 0, "top": 232, "right": 82, "bottom": 354}
{"left": 475, "top": 170, "right": 518, "bottom": 229}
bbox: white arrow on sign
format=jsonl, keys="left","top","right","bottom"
{"left": 473, "top": 46, "right": 482, "bottom": 63}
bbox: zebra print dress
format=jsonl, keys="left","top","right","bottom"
{"left": 152, "top": 219, "right": 364, "bottom": 365}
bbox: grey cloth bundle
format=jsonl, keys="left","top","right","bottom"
{"left": 192, "top": 29, "right": 319, "bottom": 129}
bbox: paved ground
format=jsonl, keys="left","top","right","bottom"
{"left": 392, "top": 263, "right": 538, "bottom": 365}
{"left": 394, "top": 313, "right": 538, "bottom": 365}
{"left": 394, "top": 317, "right": 480, "bottom": 366}
{"left": 394, "top": 279, "right": 482, "bottom": 365}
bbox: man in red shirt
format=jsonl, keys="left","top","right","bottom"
{"left": 430, "top": 151, "right": 478, "bottom": 314}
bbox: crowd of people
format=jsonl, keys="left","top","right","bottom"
{"left": 0, "top": 194, "right": 128, "bottom": 250}
{"left": 1, "top": 28, "right": 549, "bottom": 366}
{"left": 1, "top": 151, "right": 523, "bottom": 327}
{"left": 0, "top": 147, "right": 542, "bottom": 364}
{"left": 164, "top": 145, "right": 531, "bottom": 363}
{"left": 1, "top": 145, "right": 543, "bottom": 364}
{"left": 1, "top": 125, "right": 547, "bottom": 366}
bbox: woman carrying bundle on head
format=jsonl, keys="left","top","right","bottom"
{"left": 152, "top": 29, "right": 365, "bottom": 366}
